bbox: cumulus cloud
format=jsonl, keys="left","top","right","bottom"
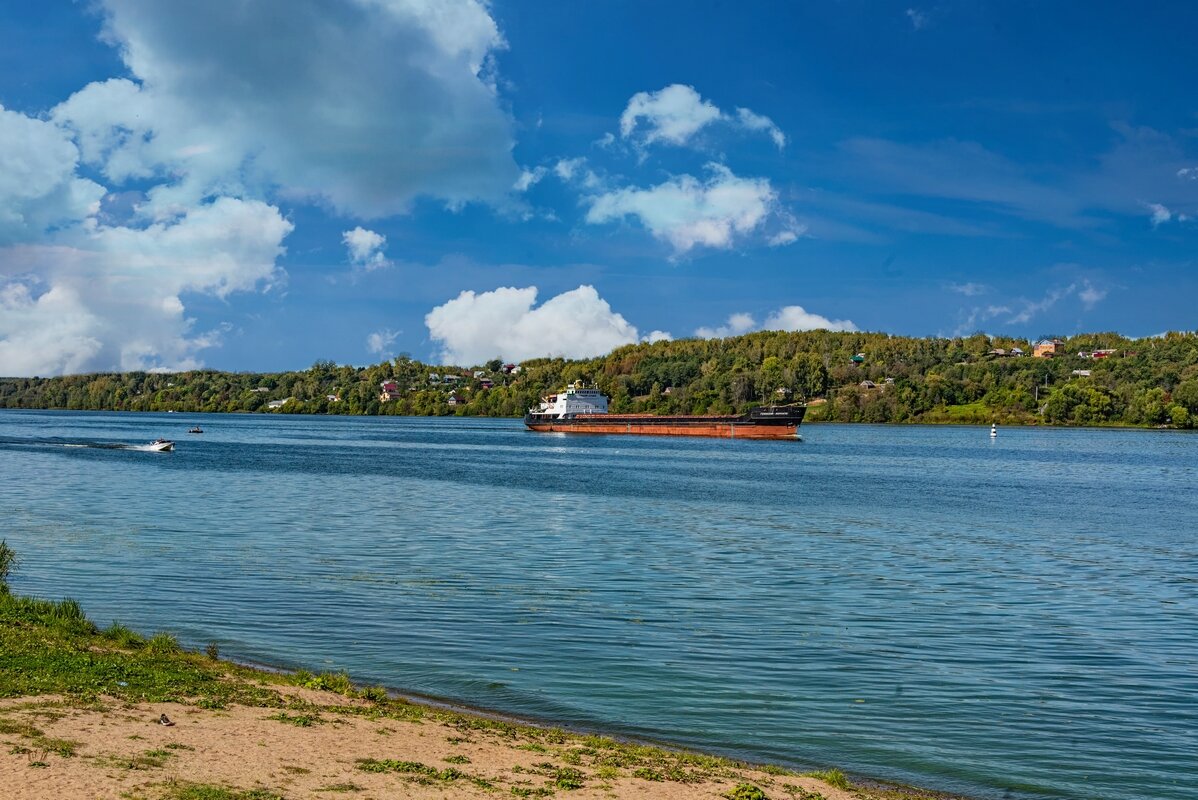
{"left": 342, "top": 226, "right": 390, "bottom": 270}
{"left": 620, "top": 84, "right": 722, "bottom": 147}
{"left": 585, "top": 163, "right": 781, "bottom": 255}
{"left": 618, "top": 84, "right": 785, "bottom": 150}
{"left": 694, "top": 312, "right": 759, "bottom": 339}
{"left": 0, "top": 197, "right": 292, "bottom": 375}
{"left": 1178, "top": 167, "right": 1198, "bottom": 180}
{"left": 0, "top": 105, "right": 104, "bottom": 245}
{"left": 641, "top": 330, "right": 673, "bottom": 344}
{"left": 764, "top": 306, "right": 858, "bottom": 332}
{"left": 51, "top": 0, "right": 518, "bottom": 218}
{"left": 425, "top": 285, "right": 642, "bottom": 364}
{"left": 695, "top": 306, "right": 856, "bottom": 339}
{"left": 366, "top": 328, "right": 401, "bottom": 356}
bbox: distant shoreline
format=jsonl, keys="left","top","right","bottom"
{"left": 1, "top": 405, "right": 1192, "bottom": 432}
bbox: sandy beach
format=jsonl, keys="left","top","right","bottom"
{"left": 1, "top": 687, "right": 863, "bottom": 800}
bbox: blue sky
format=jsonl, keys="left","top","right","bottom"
{"left": 1, "top": 1, "right": 1195, "bottom": 374}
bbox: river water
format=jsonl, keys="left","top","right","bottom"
{"left": 1, "top": 410, "right": 1195, "bottom": 800}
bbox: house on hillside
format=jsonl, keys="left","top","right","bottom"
{"left": 266, "top": 398, "right": 293, "bottom": 410}
{"left": 502, "top": 363, "right": 517, "bottom": 374}
{"left": 447, "top": 393, "right": 461, "bottom": 406}
{"left": 478, "top": 378, "right": 494, "bottom": 389}
{"left": 1033, "top": 339, "right": 1065, "bottom": 358}
{"left": 379, "top": 381, "right": 401, "bottom": 402}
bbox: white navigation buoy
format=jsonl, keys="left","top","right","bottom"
{"left": 990, "top": 423, "right": 997, "bottom": 438}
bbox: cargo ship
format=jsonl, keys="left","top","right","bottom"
{"left": 524, "top": 382, "right": 805, "bottom": 440}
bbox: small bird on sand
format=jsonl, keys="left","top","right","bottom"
{"left": 159, "top": 714, "right": 175, "bottom": 727}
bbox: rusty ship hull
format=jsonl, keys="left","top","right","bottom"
{"left": 524, "top": 405, "right": 805, "bottom": 440}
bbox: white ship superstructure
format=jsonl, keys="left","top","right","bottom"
{"left": 532, "top": 381, "right": 609, "bottom": 419}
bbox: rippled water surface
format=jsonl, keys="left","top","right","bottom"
{"left": 2, "top": 410, "right": 1196, "bottom": 799}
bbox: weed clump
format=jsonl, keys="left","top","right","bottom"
{"left": 146, "top": 631, "right": 182, "bottom": 654}
{"left": 0, "top": 539, "right": 16, "bottom": 590}
{"left": 727, "top": 784, "right": 769, "bottom": 800}
{"left": 103, "top": 622, "right": 145, "bottom": 649}
{"left": 807, "top": 769, "right": 851, "bottom": 790}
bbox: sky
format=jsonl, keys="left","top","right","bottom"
{"left": 1, "top": 1, "right": 1195, "bottom": 375}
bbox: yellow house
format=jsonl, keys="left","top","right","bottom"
{"left": 1033, "top": 339, "right": 1064, "bottom": 358}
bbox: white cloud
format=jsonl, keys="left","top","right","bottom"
{"left": 1177, "top": 167, "right": 1198, "bottom": 180}
{"left": 1005, "top": 279, "right": 1107, "bottom": 324}
{"left": 366, "top": 328, "right": 401, "bottom": 356}
{"left": 695, "top": 312, "right": 759, "bottom": 339}
{"left": 617, "top": 84, "right": 786, "bottom": 150}
{"left": 735, "top": 107, "right": 786, "bottom": 150}
{"left": 641, "top": 330, "right": 673, "bottom": 344}
{"left": 948, "top": 282, "right": 990, "bottom": 296}
{"left": 906, "top": 8, "right": 929, "bottom": 29}
{"left": 552, "top": 157, "right": 602, "bottom": 189}
{"left": 425, "top": 285, "right": 641, "bottom": 364}
{"left": 620, "top": 84, "right": 722, "bottom": 147}
{"left": 0, "top": 197, "right": 292, "bottom": 375}
{"left": 764, "top": 305, "right": 858, "bottom": 332}
{"left": 0, "top": 105, "right": 105, "bottom": 245}
{"left": 585, "top": 163, "right": 778, "bottom": 255}
{"left": 51, "top": 0, "right": 518, "bottom": 218}
{"left": 696, "top": 306, "right": 856, "bottom": 339}
{"left": 514, "top": 167, "right": 547, "bottom": 192}
{"left": 342, "top": 226, "right": 390, "bottom": 270}
{"left": 1147, "top": 202, "right": 1173, "bottom": 227}
{"left": 1078, "top": 281, "right": 1107, "bottom": 308}
{"left": 768, "top": 230, "right": 800, "bottom": 247}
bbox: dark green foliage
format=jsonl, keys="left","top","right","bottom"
{"left": 0, "top": 539, "right": 15, "bottom": 590}
{"left": 727, "top": 784, "right": 769, "bottom": 800}
{"left": 103, "top": 621, "right": 146, "bottom": 649}
{"left": 3, "top": 329, "right": 1195, "bottom": 426}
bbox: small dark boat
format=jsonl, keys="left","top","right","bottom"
{"left": 188, "top": 426, "right": 203, "bottom": 434}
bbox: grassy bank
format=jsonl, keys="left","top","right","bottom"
{"left": 0, "top": 544, "right": 954, "bottom": 800}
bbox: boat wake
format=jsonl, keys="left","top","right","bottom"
{"left": 0, "top": 437, "right": 173, "bottom": 453}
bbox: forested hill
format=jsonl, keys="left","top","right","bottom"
{"left": 3, "top": 330, "right": 1197, "bottom": 427}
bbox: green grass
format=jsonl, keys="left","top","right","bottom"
{"left": 102, "top": 621, "right": 146, "bottom": 649}
{"left": 0, "top": 592, "right": 282, "bottom": 707}
{"left": 807, "top": 769, "right": 851, "bottom": 790}
{"left": 0, "top": 539, "right": 16, "bottom": 588}
{"left": 266, "top": 712, "right": 322, "bottom": 727}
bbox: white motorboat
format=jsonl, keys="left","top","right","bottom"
{"left": 148, "top": 439, "right": 175, "bottom": 452}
